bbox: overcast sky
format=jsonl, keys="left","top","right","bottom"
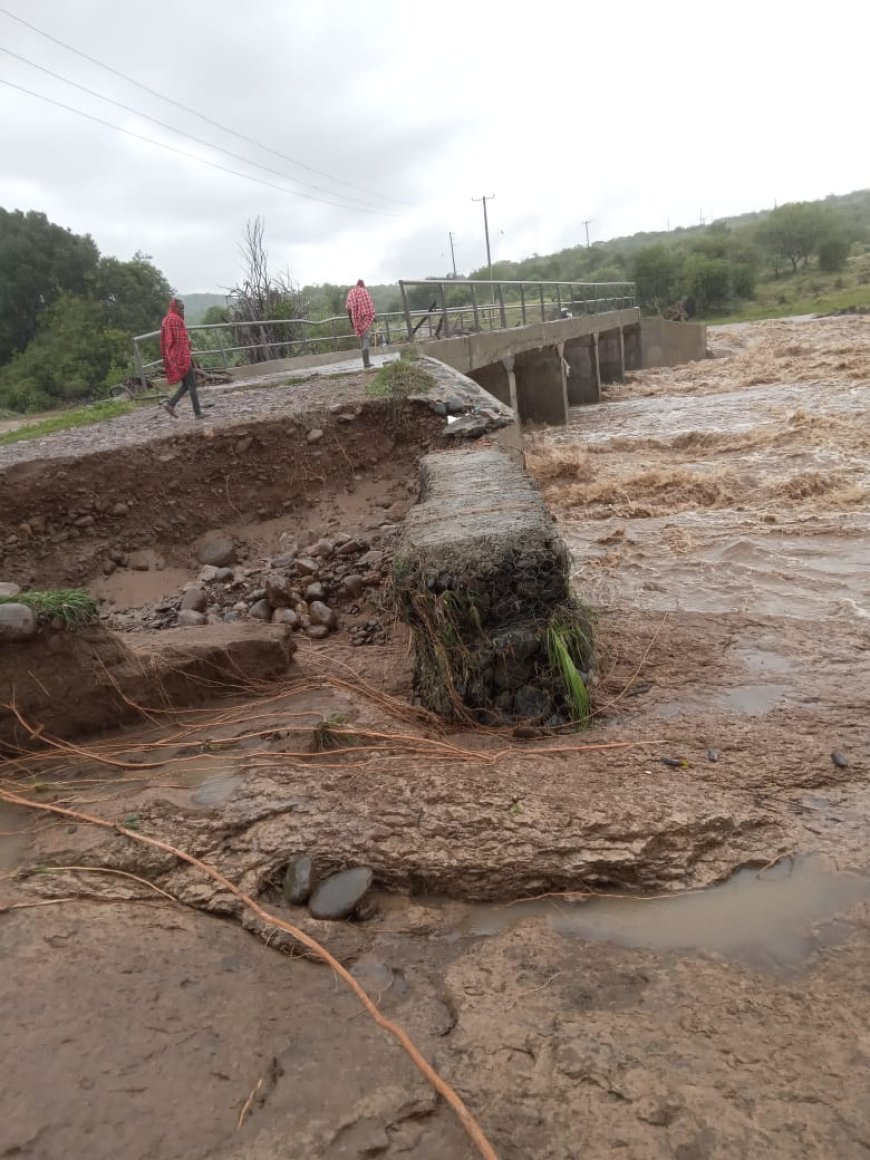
{"left": 1, "top": 1, "right": 865, "bottom": 294}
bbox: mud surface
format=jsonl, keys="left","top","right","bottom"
{"left": 2, "top": 319, "right": 870, "bottom": 1158}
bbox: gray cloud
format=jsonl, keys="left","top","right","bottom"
{"left": 1, "top": 0, "right": 866, "bottom": 292}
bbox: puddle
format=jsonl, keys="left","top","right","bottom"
{"left": 655, "top": 682, "right": 789, "bottom": 719}
{"left": 461, "top": 857, "right": 870, "bottom": 970}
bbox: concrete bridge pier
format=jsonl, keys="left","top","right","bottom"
{"left": 623, "top": 322, "right": 642, "bottom": 372}
{"left": 514, "top": 344, "right": 569, "bottom": 425}
{"left": 563, "top": 334, "right": 601, "bottom": 404}
{"left": 469, "top": 356, "right": 517, "bottom": 411}
{"left": 598, "top": 327, "right": 625, "bottom": 384}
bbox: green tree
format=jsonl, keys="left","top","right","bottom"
{"left": 0, "top": 208, "right": 99, "bottom": 363}
{"left": 684, "top": 256, "right": 732, "bottom": 313}
{"left": 632, "top": 245, "right": 684, "bottom": 311}
{"left": 89, "top": 252, "right": 171, "bottom": 334}
{"left": 817, "top": 235, "right": 850, "bottom": 272}
{"left": 756, "top": 202, "right": 829, "bottom": 273}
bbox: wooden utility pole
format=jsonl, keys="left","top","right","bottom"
{"left": 448, "top": 231, "right": 458, "bottom": 277}
{"left": 472, "top": 194, "right": 495, "bottom": 284}
{"left": 582, "top": 219, "right": 592, "bottom": 248}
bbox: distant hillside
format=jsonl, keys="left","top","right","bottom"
{"left": 179, "top": 292, "right": 229, "bottom": 324}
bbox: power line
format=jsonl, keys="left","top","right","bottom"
{"left": 0, "top": 43, "right": 399, "bottom": 215}
{"left": 0, "top": 77, "right": 402, "bottom": 216}
{"left": 0, "top": 6, "right": 412, "bottom": 210}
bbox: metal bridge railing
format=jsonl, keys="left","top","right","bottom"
{"left": 398, "top": 278, "right": 636, "bottom": 340}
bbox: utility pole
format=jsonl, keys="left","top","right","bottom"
{"left": 582, "top": 219, "right": 592, "bottom": 248}
{"left": 448, "top": 231, "right": 458, "bottom": 277}
{"left": 472, "top": 194, "right": 496, "bottom": 286}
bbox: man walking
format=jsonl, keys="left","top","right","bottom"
{"left": 345, "top": 279, "right": 377, "bottom": 368}
{"left": 160, "top": 297, "right": 202, "bottom": 419}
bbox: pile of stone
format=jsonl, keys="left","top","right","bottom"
{"left": 106, "top": 530, "right": 397, "bottom": 643}
{"left": 282, "top": 855, "right": 374, "bottom": 921}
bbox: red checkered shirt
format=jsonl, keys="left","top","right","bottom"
{"left": 160, "top": 302, "right": 192, "bottom": 383}
{"left": 346, "top": 284, "right": 376, "bottom": 336}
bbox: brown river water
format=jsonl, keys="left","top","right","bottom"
{"left": 527, "top": 316, "right": 870, "bottom": 621}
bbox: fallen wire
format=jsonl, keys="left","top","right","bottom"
{"left": 0, "top": 788, "right": 499, "bottom": 1160}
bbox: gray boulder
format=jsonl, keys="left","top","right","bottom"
{"left": 308, "top": 867, "right": 373, "bottom": 920}
{"left": 0, "top": 602, "right": 37, "bottom": 642}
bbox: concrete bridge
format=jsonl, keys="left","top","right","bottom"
{"left": 401, "top": 280, "right": 707, "bottom": 426}
{"left": 132, "top": 278, "right": 706, "bottom": 426}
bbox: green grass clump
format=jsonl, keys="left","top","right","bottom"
{"left": 367, "top": 357, "right": 435, "bottom": 399}
{"left": 0, "top": 588, "right": 99, "bottom": 625}
{"left": 546, "top": 616, "right": 593, "bottom": 724}
{"left": 0, "top": 401, "right": 133, "bottom": 445}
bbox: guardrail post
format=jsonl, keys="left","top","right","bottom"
{"left": 520, "top": 284, "right": 527, "bottom": 324}
{"left": 399, "top": 281, "right": 414, "bottom": 339}
{"left": 217, "top": 332, "right": 228, "bottom": 368}
{"left": 470, "top": 283, "right": 480, "bottom": 332}
{"left": 384, "top": 316, "right": 392, "bottom": 344}
{"left": 133, "top": 340, "right": 148, "bottom": 393}
{"left": 539, "top": 284, "right": 546, "bottom": 322}
{"left": 438, "top": 282, "right": 450, "bottom": 337}
{"left": 497, "top": 283, "right": 507, "bottom": 328}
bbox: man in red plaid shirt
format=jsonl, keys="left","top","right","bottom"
{"left": 345, "top": 279, "right": 377, "bottom": 368}
{"left": 160, "top": 297, "right": 203, "bottom": 419}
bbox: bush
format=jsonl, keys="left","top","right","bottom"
{"left": 818, "top": 236, "right": 850, "bottom": 272}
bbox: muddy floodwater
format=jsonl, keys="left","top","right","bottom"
{"left": 2, "top": 316, "right": 870, "bottom": 1159}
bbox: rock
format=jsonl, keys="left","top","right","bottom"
{"left": 707, "top": 748, "right": 720, "bottom": 763}
{"left": 445, "top": 396, "right": 466, "bottom": 415}
{"left": 197, "top": 537, "right": 236, "bottom": 567}
{"left": 282, "top": 855, "right": 314, "bottom": 905}
{"left": 199, "top": 565, "right": 220, "bottom": 583}
{"left": 272, "top": 552, "right": 296, "bottom": 569}
{"left": 249, "top": 599, "right": 272, "bottom": 621}
{"left": 309, "top": 601, "right": 337, "bottom": 630}
{"left": 180, "top": 588, "right": 207, "bottom": 613}
{"left": 294, "top": 557, "right": 319, "bottom": 576}
{"left": 214, "top": 567, "right": 235, "bottom": 583}
{"left": 340, "top": 574, "right": 365, "bottom": 600}
{"left": 306, "top": 428, "right": 324, "bottom": 444}
{"left": 0, "top": 582, "right": 22, "bottom": 598}
{"left": 308, "top": 867, "right": 374, "bottom": 920}
{"left": 129, "top": 555, "right": 150, "bottom": 571}
{"left": 311, "top": 538, "right": 334, "bottom": 558}
{"left": 177, "top": 609, "right": 207, "bottom": 627}
{"left": 272, "top": 608, "right": 300, "bottom": 628}
{"left": 513, "top": 685, "right": 551, "bottom": 721}
{"left": 305, "top": 581, "right": 325, "bottom": 601}
{"left": 0, "top": 603, "right": 37, "bottom": 642}
{"left": 111, "top": 502, "right": 129, "bottom": 516}
{"left": 265, "top": 571, "right": 294, "bottom": 607}
{"left": 234, "top": 435, "right": 253, "bottom": 455}
{"left": 306, "top": 624, "right": 330, "bottom": 640}
{"left": 336, "top": 538, "right": 366, "bottom": 557}
{"left": 102, "top": 561, "right": 116, "bottom": 576}
{"left": 386, "top": 501, "right": 411, "bottom": 523}
{"left": 74, "top": 514, "right": 95, "bottom": 528}
{"left": 831, "top": 750, "right": 849, "bottom": 769}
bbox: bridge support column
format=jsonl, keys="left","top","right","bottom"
{"left": 623, "top": 322, "right": 642, "bottom": 371}
{"left": 563, "top": 335, "right": 601, "bottom": 404}
{"left": 598, "top": 326, "right": 625, "bottom": 384}
{"left": 514, "top": 344, "right": 569, "bottom": 425}
{"left": 470, "top": 356, "right": 517, "bottom": 411}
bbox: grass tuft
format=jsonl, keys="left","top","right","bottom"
{"left": 367, "top": 358, "right": 436, "bottom": 399}
{"left": 0, "top": 588, "right": 99, "bottom": 625}
{"left": 0, "top": 401, "right": 133, "bottom": 445}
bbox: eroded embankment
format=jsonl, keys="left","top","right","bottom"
{"left": 0, "top": 398, "right": 445, "bottom": 588}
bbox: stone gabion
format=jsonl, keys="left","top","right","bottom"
{"left": 393, "top": 448, "right": 592, "bottom": 725}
